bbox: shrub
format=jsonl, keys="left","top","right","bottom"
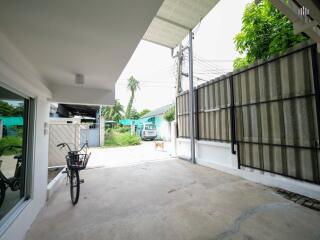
{"left": 114, "top": 126, "right": 130, "bottom": 133}
{"left": 163, "top": 106, "right": 175, "bottom": 122}
{"left": 104, "top": 131, "right": 140, "bottom": 147}
{"left": 116, "top": 133, "right": 141, "bottom": 146}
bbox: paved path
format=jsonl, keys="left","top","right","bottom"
{"left": 27, "top": 159, "right": 320, "bottom": 240}
{"left": 87, "top": 141, "right": 172, "bottom": 169}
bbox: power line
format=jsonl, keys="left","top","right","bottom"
{"left": 184, "top": 52, "right": 229, "bottom": 74}
{"left": 116, "top": 63, "right": 176, "bottom": 83}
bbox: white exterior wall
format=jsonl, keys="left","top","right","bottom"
{"left": 159, "top": 119, "right": 170, "bottom": 141}
{"left": 177, "top": 138, "right": 320, "bottom": 201}
{"left": 99, "top": 116, "right": 105, "bottom": 147}
{"left": 0, "top": 31, "right": 51, "bottom": 240}
{"left": 177, "top": 138, "right": 237, "bottom": 168}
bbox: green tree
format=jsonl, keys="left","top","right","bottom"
{"left": 125, "top": 76, "right": 140, "bottom": 118}
{"left": 233, "top": 0, "right": 308, "bottom": 69}
{"left": 163, "top": 106, "right": 175, "bottom": 141}
{"left": 0, "top": 100, "right": 23, "bottom": 116}
{"left": 139, "top": 109, "right": 151, "bottom": 118}
{"left": 128, "top": 108, "right": 140, "bottom": 120}
{"left": 163, "top": 106, "right": 175, "bottom": 122}
{"left": 101, "top": 99, "right": 124, "bottom": 122}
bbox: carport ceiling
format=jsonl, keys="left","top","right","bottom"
{"left": 58, "top": 104, "right": 99, "bottom": 118}
{"left": 0, "top": 0, "right": 164, "bottom": 90}
{"left": 143, "top": 0, "right": 220, "bottom": 48}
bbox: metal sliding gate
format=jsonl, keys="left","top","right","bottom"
{"left": 234, "top": 43, "right": 320, "bottom": 184}
{"left": 176, "top": 42, "right": 320, "bottom": 184}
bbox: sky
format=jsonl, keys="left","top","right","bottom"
{"left": 116, "top": 0, "right": 252, "bottom": 112}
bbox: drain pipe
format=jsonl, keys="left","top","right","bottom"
{"left": 188, "top": 30, "right": 195, "bottom": 164}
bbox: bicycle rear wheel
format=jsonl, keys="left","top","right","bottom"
{"left": 0, "top": 181, "right": 6, "bottom": 208}
{"left": 69, "top": 170, "right": 80, "bottom": 205}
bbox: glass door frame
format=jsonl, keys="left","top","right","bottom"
{"left": 0, "top": 82, "right": 35, "bottom": 234}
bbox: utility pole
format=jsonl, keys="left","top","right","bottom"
{"left": 172, "top": 31, "right": 195, "bottom": 164}
{"left": 176, "top": 44, "right": 183, "bottom": 95}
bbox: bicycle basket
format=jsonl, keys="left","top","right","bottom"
{"left": 66, "top": 152, "right": 91, "bottom": 170}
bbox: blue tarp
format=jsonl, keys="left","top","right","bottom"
{"left": 119, "top": 117, "right": 155, "bottom": 126}
{"left": 0, "top": 117, "right": 23, "bottom": 127}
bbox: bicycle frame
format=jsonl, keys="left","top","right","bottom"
{"left": 0, "top": 146, "right": 22, "bottom": 191}
{"left": 57, "top": 142, "right": 89, "bottom": 205}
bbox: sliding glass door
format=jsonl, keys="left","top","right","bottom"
{"left": 0, "top": 86, "right": 31, "bottom": 220}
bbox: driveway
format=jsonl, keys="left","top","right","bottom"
{"left": 27, "top": 159, "right": 320, "bottom": 240}
{"left": 87, "top": 141, "right": 172, "bottom": 169}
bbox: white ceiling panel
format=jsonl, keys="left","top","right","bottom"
{"left": 0, "top": 0, "right": 164, "bottom": 91}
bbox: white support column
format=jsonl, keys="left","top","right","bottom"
{"left": 99, "top": 116, "right": 105, "bottom": 147}
{"left": 131, "top": 122, "right": 135, "bottom": 135}
{"left": 188, "top": 31, "right": 196, "bottom": 164}
{"left": 171, "top": 121, "right": 177, "bottom": 157}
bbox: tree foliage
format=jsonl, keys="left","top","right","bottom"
{"left": 101, "top": 100, "right": 124, "bottom": 122}
{"left": 163, "top": 106, "right": 175, "bottom": 122}
{"left": 139, "top": 109, "right": 151, "bottom": 118}
{"left": 125, "top": 76, "right": 140, "bottom": 118}
{"left": 0, "top": 101, "right": 24, "bottom": 117}
{"left": 233, "top": 0, "right": 308, "bottom": 69}
{"left": 128, "top": 108, "right": 140, "bottom": 120}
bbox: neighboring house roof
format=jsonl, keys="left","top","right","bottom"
{"left": 143, "top": 103, "right": 174, "bottom": 118}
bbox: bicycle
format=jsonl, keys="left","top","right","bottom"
{"left": 0, "top": 145, "right": 22, "bottom": 208}
{"left": 57, "top": 142, "right": 90, "bottom": 205}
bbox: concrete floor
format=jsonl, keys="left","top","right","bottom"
{"left": 26, "top": 159, "right": 320, "bottom": 240}
{"left": 87, "top": 141, "right": 171, "bottom": 169}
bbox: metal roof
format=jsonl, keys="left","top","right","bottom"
{"left": 143, "top": 0, "right": 220, "bottom": 48}
{"left": 143, "top": 103, "right": 175, "bottom": 118}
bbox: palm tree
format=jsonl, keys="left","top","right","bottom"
{"left": 101, "top": 99, "right": 124, "bottom": 121}
{"left": 125, "top": 76, "right": 140, "bottom": 118}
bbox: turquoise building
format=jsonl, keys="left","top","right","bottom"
{"left": 119, "top": 103, "right": 174, "bottom": 140}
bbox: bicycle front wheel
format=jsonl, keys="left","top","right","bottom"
{"left": 69, "top": 170, "right": 80, "bottom": 205}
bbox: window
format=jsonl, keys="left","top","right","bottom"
{"left": 145, "top": 124, "right": 156, "bottom": 130}
{"left": 0, "top": 86, "right": 30, "bottom": 220}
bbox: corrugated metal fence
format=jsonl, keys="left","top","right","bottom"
{"left": 176, "top": 41, "right": 320, "bottom": 184}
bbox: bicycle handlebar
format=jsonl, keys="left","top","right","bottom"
{"left": 56, "top": 142, "right": 88, "bottom": 153}
{"left": 56, "top": 143, "right": 71, "bottom": 152}
{"left": 78, "top": 142, "right": 88, "bottom": 152}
